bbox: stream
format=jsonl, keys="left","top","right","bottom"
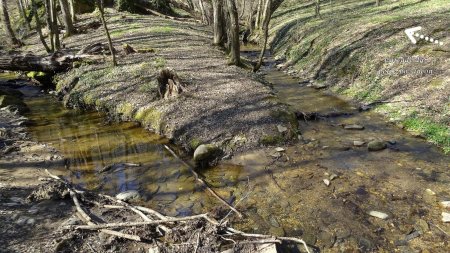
{"left": 3, "top": 49, "right": 449, "bottom": 250}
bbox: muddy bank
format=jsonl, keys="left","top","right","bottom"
{"left": 0, "top": 80, "right": 72, "bottom": 253}
{"left": 46, "top": 11, "right": 298, "bottom": 160}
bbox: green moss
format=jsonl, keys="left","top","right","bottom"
{"left": 403, "top": 116, "right": 449, "bottom": 154}
{"left": 260, "top": 135, "right": 284, "bottom": 146}
{"left": 189, "top": 138, "right": 202, "bottom": 150}
{"left": 135, "top": 107, "right": 162, "bottom": 131}
{"left": 116, "top": 102, "right": 135, "bottom": 118}
{"left": 27, "top": 71, "right": 47, "bottom": 79}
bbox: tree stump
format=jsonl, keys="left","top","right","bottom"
{"left": 157, "top": 68, "right": 185, "bottom": 99}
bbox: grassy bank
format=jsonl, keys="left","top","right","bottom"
{"left": 270, "top": 0, "right": 450, "bottom": 153}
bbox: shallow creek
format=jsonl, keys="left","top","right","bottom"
{"left": 5, "top": 52, "right": 449, "bottom": 250}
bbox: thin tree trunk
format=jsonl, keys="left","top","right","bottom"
{"left": 44, "top": 0, "right": 54, "bottom": 51}
{"left": 254, "top": 0, "right": 263, "bottom": 30}
{"left": 239, "top": 0, "right": 246, "bottom": 19}
{"left": 32, "top": 0, "right": 51, "bottom": 52}
{"left": 96, "top": 0, "right": 117, "bottom": 66}
{"left": 212, "top": 0, "right": 224, "bottom": 46}
{"left": 226, "top": 0, "right": 240, "bottom": 66}
{"left": 59, "top": 0, "right": 74, "bottom": 36}
{"left": 50, "top": 0, "right": 60, "bottom": 50}
{"left": 376, "top": 0, "right": 380, "bottom": 6}
{"left": 198, "top": 0, "right": 208, "bottom": 25}
{"left": 17, "top": 0, "right": 31, "bottom": 30}
{"left": 253, "top": 0, "right": 271, "bottom": 72}
{"left": 69, "top": 0, "right": 76, "bottom": 23}
{"left": 0, "top": 0, "right": 22, "bottom": 46}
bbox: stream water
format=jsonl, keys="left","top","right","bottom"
{"left": 3, "top": 49, "right": 449, "bottom": 250}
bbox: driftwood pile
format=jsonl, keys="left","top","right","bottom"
{"left": 38, "top": 165, "right": 311, "bottom": 253}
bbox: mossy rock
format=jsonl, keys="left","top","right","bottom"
{"left": 0, "top": 95, "right": 28, "bottom": 113}
{"left": 259, "top": 134, "right": 284, "bottom": 146}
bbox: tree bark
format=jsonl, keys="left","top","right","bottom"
{"left": 1, "top": 0, "right": 22, "bottom": 46}
{"left": 32, "top": 0, "right": 51, "bottom": 52}
{"left": 50, "top": 0, "right": 61, "bottom": 50}
{"left": 253, "top": 0, "right": 271, "bottom": 72}
{"left": 225, "top": 0, "right": 240, "bottom": 66}
{"left": 212, "top": 0, "right": 224, "bottom": 46}
{"left": 59, "top": 0, "right": 75, "bottom": 36}
{"left": 376, "top": 0, "right": 381, "bottom": 6}
{"left": 68, "top": 0, "right": 76, "bottom": 23}
{"left": 44, "top": 0, "right": 54, "bottom": 51}
{"left": 96, "top": 0, "right": 117, "bottom": 66}
{"left": 198, "top": 0, "right": 209, "bottom": 24}
{"left": 254, "top": 0, "right": 263, "bottom": 30}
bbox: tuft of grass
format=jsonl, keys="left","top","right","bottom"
{"left": 153, "top": 57, "right": 167, "bottom": 68}
{"left": 403, "top": 117, "right": 450, "bottom": 154}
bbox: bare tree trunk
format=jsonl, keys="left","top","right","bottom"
{"left": 17, "top": 0, "right": 31, "bottom": 30}
{"left": 315, "top": 0, "right": 321, "bottom": 18}
{"left": 212, "top": 0, "right": 224, "bottom": 46}
{"left": 96, "top": 0, "right": 117, "bottom": 66}
{"left": 198, "top": 0, "right": 209, "bottom": 24}
{"left": 226, "top": 0, "right": 240, "bottom": 66}
{"left": 239, "top": 0, "right": 246, "bottom": 19}
{"left": 0, "top": 0, "right": 22, "bottom": 46}
{"left": 50, "top": 0, "right": 60, "bottom": 50}
{"left": 254, "top": 0, "right": 263, "bottom": 30}
{"left": 253, "top": 0, "right": 271, "bottom": 72}
{"left": 68, "top": 0, "right": 76, "bottom": 23}
{"left": 376, "top": 0, "right": 380, "bottom": 6}
{"left": 44, "top": 0, "right": 54, "bottom": 51}
{"left": 32, "top": 0, "right": 51, "bottom": 52}
{"left": 59, "top": 0, "right": 74, "bottom": 36}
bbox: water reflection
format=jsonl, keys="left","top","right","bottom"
{"left": 24, "top": 96, "right": 228, "bottom": 217}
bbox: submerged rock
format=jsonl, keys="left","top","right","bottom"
{"left": 344, "top": 124, "right": 365, "bottom": 130}
{"left": 116, "top": 190, "right": 140, "bottom": 202}
{"left": 193, "top": 144, "right": 219, "bottom": 162}
{"left": 0, "top": 95, "right": 28, "bottom": 113}
{"left": 277, "top": 125, "right": 288, "bottom": 133}
{"left": 367, "top": 141, "right": 387, "bottom": 151}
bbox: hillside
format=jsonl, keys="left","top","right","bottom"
{"left": 270, "top": 0, "right": 450, "bottom": 152}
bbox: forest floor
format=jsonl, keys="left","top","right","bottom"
{"left": 269, "top": 0, "right": 450, "bottom": 153}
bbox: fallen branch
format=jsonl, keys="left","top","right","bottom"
{"left": 100, "top": 193, "right": 170, "bottom": 234}
{"left": 45, "top": 170, "right": 142, "bottom": 242}
{"left": 163, "top": 145, "right": 243, "bottom": 218}
{"left": 75, "top": 214, "right": 211, "bottom": 230}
